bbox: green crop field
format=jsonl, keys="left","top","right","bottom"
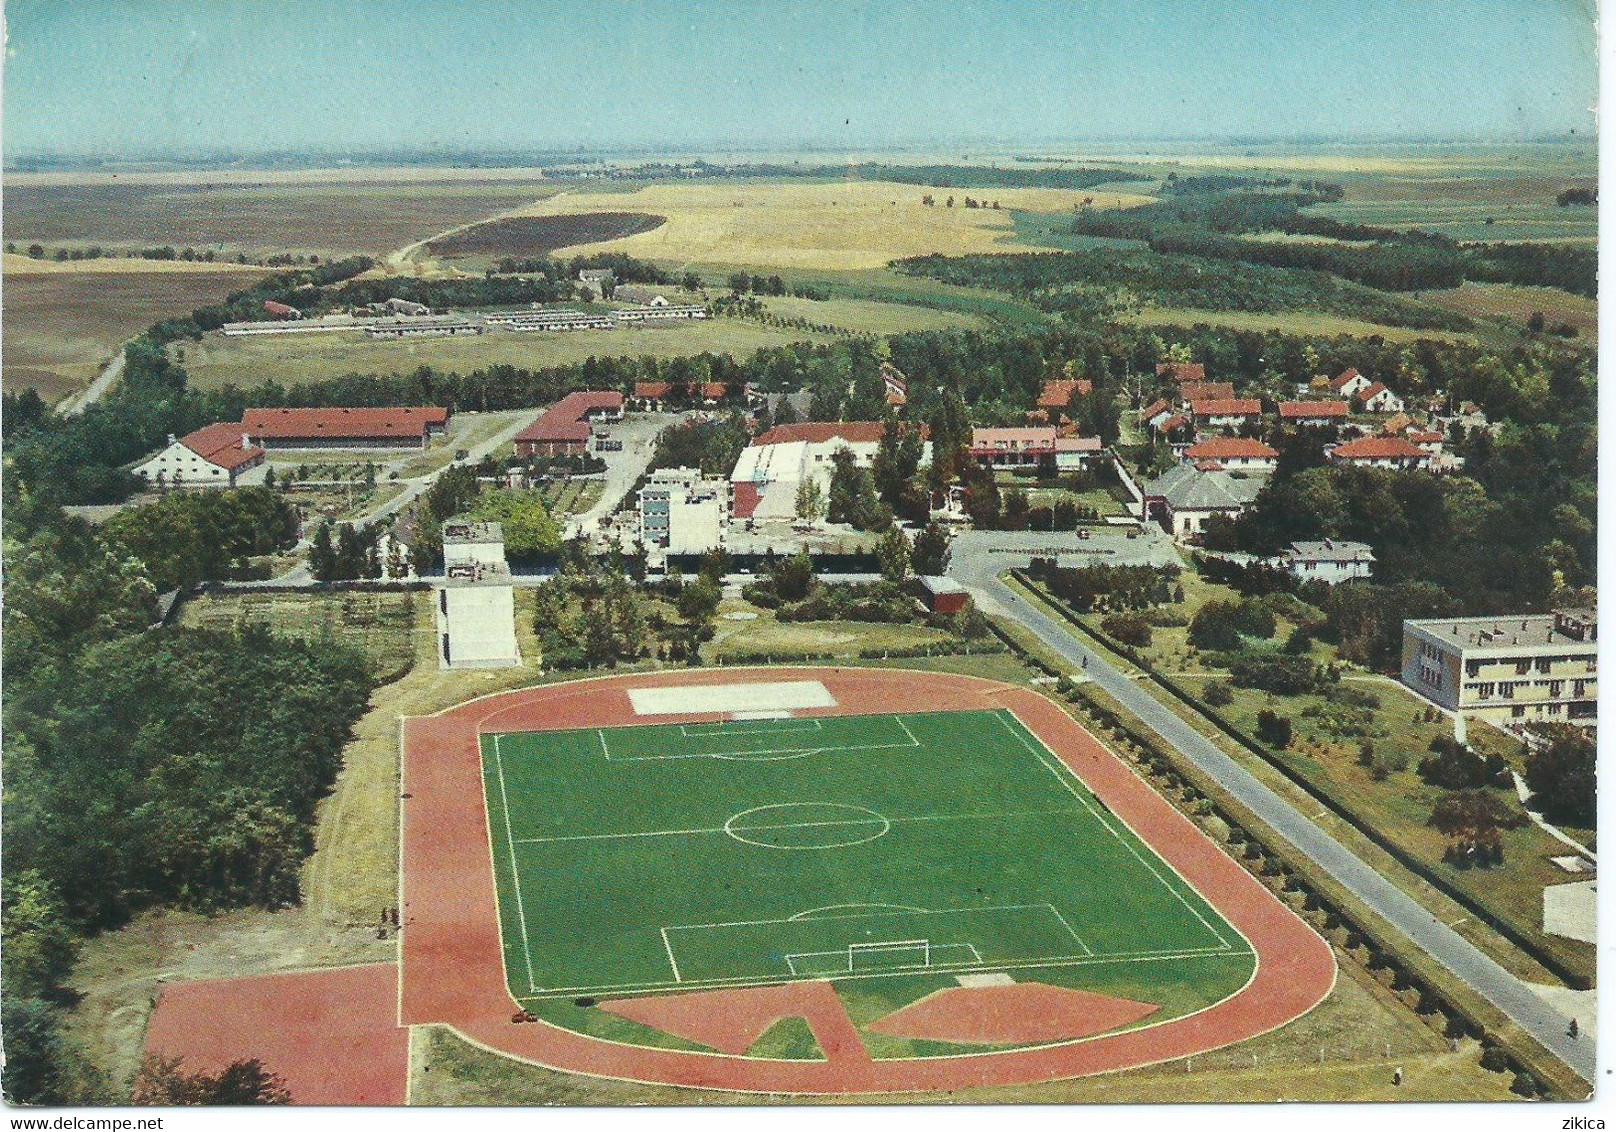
{"left": 481, "top": 708, "right": 1254, "bottom": 1026}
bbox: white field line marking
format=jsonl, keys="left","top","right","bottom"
{"left": 596, "top": 721, "right": 919, "bottom": 762}
{"left": 512, "top": 806, "right": 1080, "bottom": 845}
{"left": 1045, "top": 904, "right": 1093, "bottom": 956}
{"left": 659, "top": 927, "right": 683, "bottom": 982}
{"left": 525, "top": 944, "right": 1252, "bottom": 999}
{"left": 662, "top": 900, "right": 1074, "bottom": 934}
{"left": 992, "top": 712, "right": 1233, "bottom": 950}
{"left": 492, "top": 735, "right": 539, "bottom": 993}
{"left": 680, "top": 718, "right": 824, "bottom": 737}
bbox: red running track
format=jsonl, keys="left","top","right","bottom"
{"left": 399, "top": 667, "right": 1336, "bottom": 1094}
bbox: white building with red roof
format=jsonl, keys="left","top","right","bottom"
{"left": 1356, "top": 381, "right": 1405, "bottom": 414}
{"left": 1278, "top": 400, "right": 1350, "bottom": 426}
{"left": 1156, "top": 362, "right": 1206, "bottom": 383}
{"left": 730, "top": 422, "right": 928, "bottom": 522}
{"left": 1329, "top": 368, "right": 1374, "bottom": 399}
{"left": 1188, "top": 398, "right": 1263, "bottom": 428}
{"left": 133, "top": 423, "right": 267, "bottom": 489}
{"left": 1180, "top": 437, "right": 1278, "bottom": 473}
{"left": 1327, "top": 435, "right": 1432, "bottom": 469}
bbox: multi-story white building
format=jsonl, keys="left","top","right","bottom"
{"left": 1402, "top": 609, "right": 1597, "bottom": 730}
{"left": 639, "top": 467, "right": 731, "bottom": 554}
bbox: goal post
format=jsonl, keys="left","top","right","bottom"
{"left": 847, "top": 939, "right": 931, "bottom": 973}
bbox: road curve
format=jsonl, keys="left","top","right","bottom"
{"left": 947, "top": 549, "right": 1595, "bottom": 1086}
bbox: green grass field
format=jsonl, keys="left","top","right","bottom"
{"left": 481, "top": 708, "right": 1253, "bottom": 1015}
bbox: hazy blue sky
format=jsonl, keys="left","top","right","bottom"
{"left": 3, "top": 0, "right": 1599, "bottom": 157}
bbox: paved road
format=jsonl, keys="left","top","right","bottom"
{"left": 566, "top": 411, "right": 687, "bottom": 543}
{"left": 946, "top": 535, "right": 1596, "bottom": 1086}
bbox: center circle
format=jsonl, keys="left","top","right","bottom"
{"left": 723, "top": 802, "right": 891, "bottom": 850}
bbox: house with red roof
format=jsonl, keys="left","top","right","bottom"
{"left": 241, "top": 406, "right": 450, "bottom": 450}
{"left": 1327, "top": 435, "right": 1431, "bottom": 470}
{"left": 1188, "top": 398, "right": 1263, "bottom": 428}
{"left": 133, "top": 423, "right": 267, "bottom": 488}
{"left": 882, "top": 363, "right": 909, "bottom": 407}
{"left": 1037, "top": 378, "right": 1094, "bottom": 412}
{"left": 1156, "top": 362, "right": 1206, "bottom": 383}
{"left": 731, "top": 421, "right": 926, "bottom": 522}
{"left": 514, "top": 392, "right": 624, "bottom": 457}
{"left": 632, "top": 381, "right": 676, "bottom": 410}
{"left": 1329, "top": 368, "right": 1374, "bottom": 399}
{"left": 1278, "top": 400, "right": 1351, "bottom": 426}
{"left": 1180, "top": 437, "right": 1278, "bottom": 473}
{"left": 1356, "top": 381, "right": 1404, "bottom": 414}
{"left": 1177, "top": 382, "right": 1235, "bottom": 404}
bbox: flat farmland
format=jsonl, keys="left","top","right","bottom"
{"left": 2, "top": 180, "right": 570, "bottom": 259}
{"left": 502, "top": 180, "right": 1156, "bottom": 270}
{"left": 1307, "top": 173, "right": 1597, "bottom": 244}
{"left": 425, "top": 213, "right": 666, "bottom": 261}
{"left": 3, "top": 268, "right": 267, "bottom": 400}
{"left": 1419, "top": 282, "right": 1597, "bottom": 340}
{"left": 176, "top": 319, "right": 838, "bottom": 390}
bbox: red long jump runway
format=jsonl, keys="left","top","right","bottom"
{"left": 400, "top": 667, "right": 1336, "bottom": 1095}
{"left": 143, "top": 963, "right": 409, "bottom": 1105}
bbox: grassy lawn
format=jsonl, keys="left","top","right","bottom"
{"left": 707, "top": 599, "right": 958, "bottom": 661}
{"left": 1420, "top": 281, "right": 1596, "bottom": 342}
{"left": 534, "top": 478, "right": 603, "bottom": 517}
{"left": 175, "top": 320, "right": 838, "bottom": 390}
{"left": 175, "top": 590, "right": 418, "bottom": 681}
{"left": 994, "top": 473, "right": 1130, "bottom": 517}
{"left": 1026, "top": 569, "right": 1593, "bottom": 986}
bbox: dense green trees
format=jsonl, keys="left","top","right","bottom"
{"left": 1524, "top": 726, "right": 1596, "bottom": 828}
{"left": 102, "top": 488, "right": 298, "bottom": 592}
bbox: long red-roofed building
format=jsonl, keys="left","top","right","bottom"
{"left": 1278, "top": 400, "right": 1350, "bottom": 425}
{"left": 515, "top": 392, "right": 625, "bottom": 457}
{"left": 1328, "top": 435, "right": 1431, "bottom": 469}
{"left": 242, "top": 406, "right": 450, "bottom": 450}
{"left": 1180, "top": 437, "right": 1278, "bottom": 472}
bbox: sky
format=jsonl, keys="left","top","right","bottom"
{"left": 1, "top": 0, "right": 1600, "bottom": 158}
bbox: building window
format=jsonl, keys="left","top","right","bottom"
{"left": 1548, "top": 704, "right": 1563, "bottom": 715}
{"left": 1474, "top": 682, "right": 1496, "bottom": 699}
{"left": 1536, "top": 658, "right": 1552, "bottom": 674}
{"left": 1511, "top": 706, "right": 1525, "bottom": 719}
{"left": 1574, "top": 680, "right": 1587, "bottom": 698}
{"left": 1549, "top": 681, "right": 1564, "bottom": 698}
{"left": 1516, "top": 660, "right": 1530, "bottom": 676}
{"left": 1466, "top": 660, "right": 1481, "bottom": 678}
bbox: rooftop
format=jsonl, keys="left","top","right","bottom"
{"left": 443, "top": 520, "right": 504, "bottom": 544}
{"left": 1188, "top": 398, "right": 1262, "bottom": 416}
{"left": 1407, "top": 610, "right": 1598, "bottom": 652}
{"left": 241, "top": 406, "right": 448, "bottom": 440}
{"left": 1287, "top": 539, "right": 1374, "bottom": 563}
{"left": 1279, "top": 400, "right": 1350, "bottom": 419}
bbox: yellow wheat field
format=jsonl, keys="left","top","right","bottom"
{"left": 504, "top": 180, "right": 1154, "bottom": 270}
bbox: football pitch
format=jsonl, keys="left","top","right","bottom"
{"left": 481, "top": 709, "right": 1255, "bottom": 1003}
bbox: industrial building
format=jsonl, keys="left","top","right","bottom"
{"left": 1401, "top": 609, "right": 1597, "bottom": 730}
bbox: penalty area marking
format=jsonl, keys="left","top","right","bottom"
{"left": 597, "top": 717, "right": 920, "bottom": 762}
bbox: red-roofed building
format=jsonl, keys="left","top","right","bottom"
{"left": 1178, "top": 382, "right": 1235, "bottom": 404}
{"left": 632, "top": 381, "right": 676, "bottom": 410}
{"left": 882, "top": 363, "right": 909, "bottom": 407}
{"left": 263, "top": 299, "right": 301, "bottom": 320}
{"left": 134, "top": 423, "right": 267, "bottom": 488}
{"left": 1356, "top": 381, "right": 1404, "bottom": 414}
{"left": 749, "top": 421, "right": 893, "bottom": 447}
{"left": 1037, "top": 378, "right": 1094, "bottom": 410}
{"left": 1328, "top": 435, "right": 1431, "bottom": 469}
{"left": 1140, "top": 398, "right": 1173, "bottom": 428}
{"left": 1156, "top": 362, "right": 1206, "bottom": 383}
{"left": 242, "top": 406, "right": 449, "bottom": 450}
{"left": 514, "top": 392, "right": 624, "bottom": 457}
{"left": 1155, "top": 412, "right": 1192, "bottom": 437}
{"left": 1180, "top": 437, "right": 1278, "bottom": 472}
{"left": 1279, "top": 400, "right": 1350, "bottom": 426}
{"left": 1188, "top": 399, "right": 1263, "bottom": 427}
{"left": 1330, "top": 368, "right": 1373, "bottom": 398}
